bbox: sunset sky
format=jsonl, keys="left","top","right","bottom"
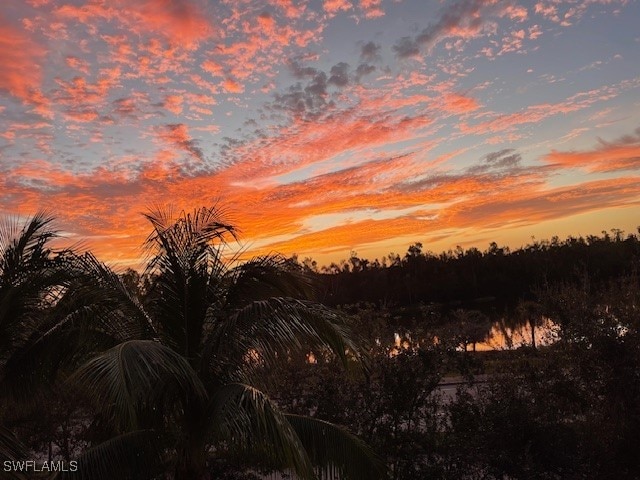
{"left": 1, "top": 0, "right": 639, "bottom": 267}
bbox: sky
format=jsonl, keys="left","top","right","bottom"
{"left": 1, "top": 0, "right": 639, "bottom": 268}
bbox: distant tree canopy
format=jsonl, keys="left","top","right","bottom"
{"left": 265, "top": 273, "right": 640, "bottom": 480}
{"left": 290, "top": 229, "right": 640, "bottom": 314}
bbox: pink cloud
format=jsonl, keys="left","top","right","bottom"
{"left": 163, "top": 94, "right": 184, "bottom": 114}
{"left": 461, "top": 80, "right": 638, "bottom": 135}
{"left": 497, "top": 29, "right": 527, "bottom": 55}
{"left": 53, "top": 70, "right": 122, "bottom": 123}
{"left": 324, "top": 0, "right": 353, "bottom": 14}
{"left": 134, "top": 0, "right": 213, "bottom": 46}
{"left": 224, "top": 105, "right": 434, "bottom": 183}
{"left": 534, "top": 2, "right": 560, "bottom": 22}
{"left": 0, "top": 16, "right": 47, "bottom": 104}
{"left": 57, "top": 0, "right": 214, "bottom": 47}
{"left": 270, "top": 0, "right": 307, "bottom": 19}
{"left": 359, "top": 0, "right": 384, "bottom": 18}
{"left": 501, "top": 4, "right": 528, "bottom": 22}
{"left": 65, "top": 56, "right": 91, "bottom": 74}
{"left": 440, "top": 93, "right": 481, "bottom": 115}
{"left": 222, "top": 78, "right": 244, "bottom": 93}
{"left": 27, "top": 0, "right": 53, "bottom": 6}
{"left": 545, "top": 131, "right": 640, "bottom": 173}
{"left": 528, "top": 24, "right": 542, "bottom": 39}
{"left": 157, "top": 123, "right": 203, "bottom": 163}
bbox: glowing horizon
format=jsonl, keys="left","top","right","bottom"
{"left": 1, "top": 0, "right": 639, "bottom": 268}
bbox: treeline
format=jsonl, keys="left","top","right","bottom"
{"left": 264, "top": 273, "right": 640, "bottom": 479}
{"left": 291, "top": 228, "right": 640, "bottom": 312}
{"left": 259, "top": 228, "right": 640, "bottom": 478}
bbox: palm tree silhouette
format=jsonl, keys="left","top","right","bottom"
{"left": 57, "top": 206, "right": 382, "bottom": 480}
{"left": 0, "top": 212, "right": 72, "bottom": 475}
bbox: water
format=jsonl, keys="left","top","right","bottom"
{"left": 390, "top": 317, "right": 560, "bottom": 354}
{"left": 475, "top": 317, "right": 559, "bottom": 351}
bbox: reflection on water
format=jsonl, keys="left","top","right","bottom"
{"left": 478, "top": 317, "right": 559, "bottom": 351}
{"left": 390, "top": 318, "right": 560, "bottom": 354}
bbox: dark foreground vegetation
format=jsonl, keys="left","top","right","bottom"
{"left": 0, "top": 208, "right": 382, "bottom": 480}
{"left": 1, "top": 209, "right": 639, "bottom": 479}
{"left": 267, "top": 275, "right": 640, "bottom": 479}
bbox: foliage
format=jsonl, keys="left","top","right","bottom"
{"left": 444, "top": 275, "right": 640, "bottom": 479}
{"left": 0, "top": 212, "right": 88, "bottom": 476}
{"left": 0, "top": 212, "right": 75, "bottom": 399}
{"left": 267, "top": 305, "right": 447, "bottom": 480}
{"left": 56, "top": 206, "right": 382, "bottom": 480}
{"left": 304, "top": 229, "right": 640, "bottom": 316}
{"left": 2, "top": 211, "right": 639, "bottom": 480}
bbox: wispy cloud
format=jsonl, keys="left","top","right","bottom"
{"left": 1, "top": 0, "right": 639, "bottom": 265}
{"left": 0, "top": 16, "right": 47, "bottom": 110}
{"left": 545, "top": 128, "right": 640, "bottom": 173}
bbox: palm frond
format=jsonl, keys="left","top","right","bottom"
{"left": 0, "top": 218, "right": 168, "bottom": 403}
{"left": 0, "top": 211, "right": 57, "bottom": 282}
{"left": 141, "top": 206, "right": 238, "bottom": 355}
{"left": 0, "top": 265, "right": 72, "bottom": 348}
{"left": 209, "top": 383, "right": 316, "bottom": 480}
{"left": 57, "top": 252, "right": 157, "bottom": 341}
{"left": 0, "top": 212, "right": 60, "bottom": 330}
{"left": 0, "top": 425, "right": 28, "bottom": 480}
{"left": 222, "top": 255, "right": 315, "bottom": 308}
{"left": 0, "top": 311, "right": 122, "bottom": 403}
{"left": 143, "top": 205, "right": 237, "bottom": 278}
{"left": 285, "top": 415, "right": 386, "bottom": 480}
{"left": 51, "top": 430, "right": 165, "bottom": 480}
{"left": 204, "top": 298, "right": 362, "bottom": 379}
{"left": 0, "top": 213, "right": 81, "bottom": 401}
{"left": 0, "top": 251, "right": 160, "bottom": 401}
{"left": 70, "top": 340, "right": 206, "bottom": 431}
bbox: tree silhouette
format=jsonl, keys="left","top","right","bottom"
{"left": 0, "top": 213, "right": 73, "bottom": 476}
{"left": 55, "top": 206, "right": 383, "bottom": 480}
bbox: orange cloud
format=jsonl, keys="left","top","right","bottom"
{"left": 0, "top": 16, "right": 46, "bottom": 103}
{"left": 359, "top": 0, "right": 384, "bottom": 19}
{"left": 247, "top": 172, "right": 640, "bottom": 260}
{"left": 270, "top": 0, "right": 307, "bottom": 19}
{"left": 222, "top": 78, "right": 244, "bottom": 93}
{"left": 157, "top": 124, "right": 203, "bottom": 163}
{"left": 545, "top": 131, "right": 640, "bottom": 173}
{"left": 56, "top": 0, "right": 213, "bottom": 48}
{"left": 3, "top": 142, "right": 638, "bottom": 268}
{"left": 163, "top": 94, "right": 184, "bottom": 114}
{"left": 324, "top": 0, "right": 352, "bottom": 14}
{"left": 1, "top": 0, "right": 637, "bottom": 269}
{"left": 447, "top": 177, "right": 640, "bottom": 229}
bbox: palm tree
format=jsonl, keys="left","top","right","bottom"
{"left": 1, "top": 212, "right": 59, "bottom": 386}
{"left": 58, "top": 206, "right": 383, "bottom": 480}
{"left": 0, "top": 213, "right": 75, "bottom": 478}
